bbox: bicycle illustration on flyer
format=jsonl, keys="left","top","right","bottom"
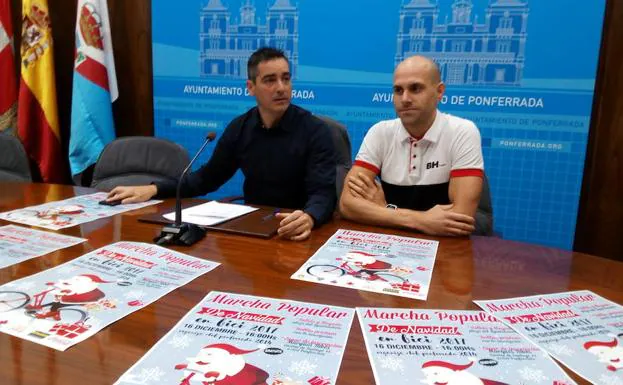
{"left": 0, "top": 192, "right": 160, "bottom": 230}
{"left": 0, "top": 242, "right": 218, "bottom": 350}
{"left": 292, "top": 229, "right": 438, "bottom": 300}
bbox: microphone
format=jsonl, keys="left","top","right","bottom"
{"left": 154, "top": 132, "right": 217, "bottom": 246}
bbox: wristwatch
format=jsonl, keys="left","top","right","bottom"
{"left": 386, "top": 204, "right": 398, "bottom": 210}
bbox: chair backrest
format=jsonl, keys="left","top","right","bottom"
{"left": 91, "top": 136, "right": 190, "bottom": 191}
{"left": 315, "top": 115, "right": 352, "bottom": 198}
{"left": 0, "top": 133, "right": 32, "bottom": 182}
{"left": 475, "top": 173, "right": 494, "bottom": 236}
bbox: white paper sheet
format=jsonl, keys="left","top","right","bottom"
{"left": 163, "top": 201, "right": 258, "bottom": 226}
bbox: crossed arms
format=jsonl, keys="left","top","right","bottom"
{"left": 338, "top": 166, "right": 482, "bottom": 236}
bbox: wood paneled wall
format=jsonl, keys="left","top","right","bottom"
{"left": 574, "top": 0, "right": 623, "bottom": 260}
{"left": 5, "top": 1, "right": 622, "bottom": 259}
{"left": 8, "top": 0, "right": 153, "bottom": 151}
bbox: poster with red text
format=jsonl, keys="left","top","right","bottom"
{"left": 115, "top": 291, "right": 354, "bottom": 385}
{"left": 291, "top": 229, "right": 438, "bottom": 300}
{"left": 357, "top": 307, "right": 576, "bottom": 385}
{"left": 0, "top": 192, "right": 160, "bottom": 230}
{"left": 476, "top": 290, "right": 623, "bottom": 385}
{"left": 0, "top": 225, "right": 86, "bottom": 269}
{"left": 0, "top": 242, "right": 218, "bottom": 351}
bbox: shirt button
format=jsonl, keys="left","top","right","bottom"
{"left": 413, "top": 155, "right": 416, "bottom": 158}
{"left": 412, "top": 166, "right": 416, "bottom": 169}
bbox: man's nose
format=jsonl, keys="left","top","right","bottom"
{"left": 400, "top": 91, "right": 413, "bottom": 105}
{"left": 275, "top": 79, "right": 287, "bottom": 92}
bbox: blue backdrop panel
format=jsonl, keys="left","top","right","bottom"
{"left": 152, "top": 0, "right": 606, "bottom": 250}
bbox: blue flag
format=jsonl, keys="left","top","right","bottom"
{"left": 69, "top": 0, "right": 117, "bottom": 178}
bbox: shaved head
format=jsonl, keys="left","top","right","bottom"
{"left": 395, "top": 55, "right": 441, "bottom": 84}
{"left": 392, "top": 55, "right": 445, "bottom": 137}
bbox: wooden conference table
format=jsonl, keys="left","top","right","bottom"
{"left": 0, "top": 183, "right": 622, "bottom": 385}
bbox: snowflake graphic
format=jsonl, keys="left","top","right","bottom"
{"left": 518, "top": 367, "right": 547, "bottom": 382}
{"left": 123, "top": 290, "right": 147, "bottom": 300}
{"left": 600, "top": 374, "right": 623, "bottom": 385}
{"left": 167, "top": 333, "right": 192, "bottom": 349}
{"left": 546, "top": 343, "right": 575, "bottom": 357}
{"left": 120, "top": 366, "right": 166, "bottom": 384}
{"left": 288, "top": 359, "right": 317, "bottom": 376}
{"left": 379, "top": 356, "right": 404, "bottom": 372}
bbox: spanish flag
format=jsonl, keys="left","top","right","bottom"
{"left": 0, "top": 0, "right": 17, "bottom": 133}
{"left": 17, "top": 0, "right": 66, "bottom": 183}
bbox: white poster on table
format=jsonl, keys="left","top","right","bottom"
{"left": 357, "top": 307, "right": 577, "bottom": 385}
{"left": 0, "top": 242, "right": 218, "bottom": 351}
{"left": 291, "top": 229, "right": 438, "bottom": 300}
{"left": 0, "top": 192, "right": 160, "bottom": 230}
{"left": 115, "top": 291, "right": 354, "bottom": 385}
{"left": 0, "top": 225, "right": 86, "bottom": 269}
{"left": 476, "top": 290, "right": 623, "bottom": 385}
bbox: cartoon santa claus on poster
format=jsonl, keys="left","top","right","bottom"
{"left": 583, "top": 337, "right": 623, "bottom": 371}
{"left": 342, "top": 251, "right": 392, "bottom": 273}
{"left": 174, "top": 343, "right": 269, "bottom": 385}
{"left": 35, "top": 204, "right": 85, "bottom": 226}
{"left": 26, "top": 274, "right": 111, "bottom": 321}
{"left": 420, "top": 360, "right": 509, "bottom": 385}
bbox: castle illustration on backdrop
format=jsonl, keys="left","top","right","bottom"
{"left": 199, "top": 0, "right": 298, "bottom": 79}
{"left": 396, "top": 0, "right": 529, "bottom": 86}
{"left": 197, "top": 0, "right": 529, "bottom": 86}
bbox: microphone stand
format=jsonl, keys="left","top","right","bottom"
{"left": 154, "top": 132, "right": 217, "bottom": 246}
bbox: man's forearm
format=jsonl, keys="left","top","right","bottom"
{"left": 339, "top": 197, "right": 424, "bottom": 231}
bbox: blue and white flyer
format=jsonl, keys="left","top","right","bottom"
{"left": 476, "top": 290, "right": 623, "bottom": 385}
{"left": 0, "top": 242, "right": 218, "bottom": 351}
{"left": 291, "top": 229, "right": 438, "bottom": 300}
{"left": 357, "top": 307, "right": 576, "bottom": 385}
{"left": 0, "top": 192, "right": 160, "bottom": 230}
{"left": 0, "top": 225, "right": 86, "bottom": 269}
{"left": 115, "top": 291, "right": 354, "bottom": 385}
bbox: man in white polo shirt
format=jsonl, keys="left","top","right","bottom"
{"left": 339, "top": 55, "right": 489, "bottom": 236}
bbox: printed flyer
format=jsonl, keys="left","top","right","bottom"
{"left": 0, "top": 242, "right": 218, "bottom": 351}
{"left": 0, "top": 192, "right": 160, "bottom": 230}
{"left": 115, "top": 291, "right": 354, "bottom": 385}
{"left": 476, "top": 290, "right": 623, "bottom": 384}
{"left": 357, "top": 307, "right": 577, "bottom": 385}
{"left": 291, "top": 229, "right": 438, "bottom": 300}
{"left": 0, "top": 225, "right": 86, "bottom": 269}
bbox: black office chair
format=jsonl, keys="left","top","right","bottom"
{"left": 475, "top": 173, "right": 494, "bottom": 236}
{"left": 315, "top": 115, "right": 352, "bottom": 198}
{"left": 91, "top": 136, "right": 190, "bottom": 191}
{"left": 0, "top": 132, "right": 32, "bottom": 182}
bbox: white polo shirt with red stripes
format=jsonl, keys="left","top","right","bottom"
{"left": 354, "top": 110, "right": 484, "bottom": 210}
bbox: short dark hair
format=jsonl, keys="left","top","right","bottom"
{"left": 247, "top": 47, "right": 288, "bottom": 81}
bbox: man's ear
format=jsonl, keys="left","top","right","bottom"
{"left": 437, "top": 82, "right": 446, "bottom": 101}
{"left": 246, "top": 79, "right": 255, "bottom": 96}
